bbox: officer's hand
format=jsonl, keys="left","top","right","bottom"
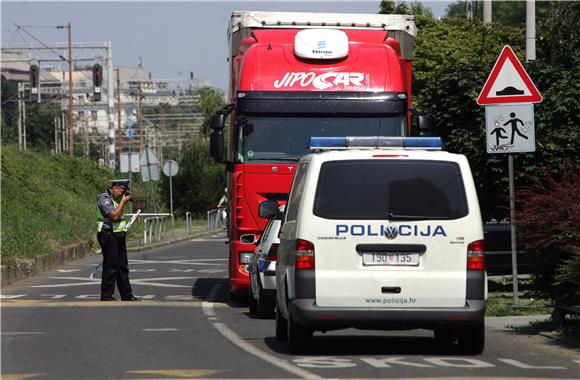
{"left": 122, "top": 193, "right": 132, "bottom": 203}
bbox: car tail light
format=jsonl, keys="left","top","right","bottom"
{"left": 467, "top": 240, "right": 485, "bottom": 271}
{"left": 295, "top": 239, "right": 315, "bottom": 270}
{"left": 265, "top": 243, "right": 278, "bottom": 261}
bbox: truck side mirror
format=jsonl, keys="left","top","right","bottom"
{"left": 258, "top": 200, "right": 278, "bottom": 219}
{"left": 417, "top": 112, "right": 436, "bottom": 136}
{"left": 210, "top": 113, "right": 226, "bottom": 130}
{"left": 210, "top": 128, "right": 224, "bottom": 162}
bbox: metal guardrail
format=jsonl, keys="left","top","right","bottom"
{"left": 125, "top": 212, "right": 172, "bottom": 245}
{"left": 207, "top": 208, "right": 227, "bottom": 230}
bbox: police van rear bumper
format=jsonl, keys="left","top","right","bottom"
{"left": 289, "top": 299, "right": 485, "bottom": 330}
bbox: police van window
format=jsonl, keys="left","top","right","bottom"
{"left": 286, "top": 162, "right": 309, "bottom": 222}
{"left": 314, "top": 160, "right": 468, "bottom": 220}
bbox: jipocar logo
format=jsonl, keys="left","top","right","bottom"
{"left": 273, "top": 72, "right": 368, "bottom": 90}
{"left": 335, "top": 224, "right": 447, "bottom": 238}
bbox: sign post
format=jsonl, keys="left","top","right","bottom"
{"left": 477, "top": 45, "right": 542, "bottom": 305}
{"left": 162, "top": 160, "right": 179, "bottom": 231}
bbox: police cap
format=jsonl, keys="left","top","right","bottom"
{"left": 110, "top": 179, "right": 130, "bottom": 189}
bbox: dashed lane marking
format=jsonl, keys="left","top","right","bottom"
{"left": 28, "top": 276, "right": 198, "bottom": 288}
{"left": 0, "top": 300, "right": 229, "bottom": 308}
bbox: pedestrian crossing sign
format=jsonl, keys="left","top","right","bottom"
{"left": 485, "top": 104, "right": 536, "bottom": 154}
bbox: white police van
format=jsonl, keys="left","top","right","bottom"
{"left": 271, "top": 136, "right": 486, "bottom": 354}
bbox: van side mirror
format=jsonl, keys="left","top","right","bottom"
{"left": 258, "top": 200, "right": 278, "bottom": 219}
{"left": 417, "top": 112, "right": 436, "bottom": 136}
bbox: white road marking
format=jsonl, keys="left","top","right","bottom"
{"left": 201, "top": 283, "right": 321, "bottom": 379}
{"left": 0, "top": 295, "right": 26, "bottom": 299}
{"left": 129, "top": 259, "right": 226, "bottom": 266}
{"left": 142, "top": 328, "right": 179, "bottom": 332}
{"left": 29, "top": 276, "right": 197, "bottom": 289}
{"left": 294, "top": 357, "right": 356, "bottom": 368}
{"left": 498, "top": 358, "right": 567, "bottom": 369}
{"left": 40, "top": 294, "right": 67, "bottom": 299}
{"left": 2, "top": 332, "right": 45, "bottom": 335}
{"left": 57, "top": 269, "right": 81, "bottom": 273}
{"left": 360, "top": 357, "right": 433, "bottom": 368}
{"left": 424, "top": 357, "right": 495, "bottom": 368}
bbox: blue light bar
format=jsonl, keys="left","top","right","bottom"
{"left": 308, "top": 137, "right": 347, "bottom": 148}
{"left": 404, "top": 137, "right": 442, "bottom": 148}
{"left": 308, "top": 136, "right": 442, "bottom": 150}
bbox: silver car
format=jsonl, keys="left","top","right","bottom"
{"left": 249, "top": 204, "right": 284, "bottom": 318}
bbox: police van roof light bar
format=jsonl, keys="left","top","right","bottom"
{"left": 308, "top": 136, "right": 442, "bottom": 150}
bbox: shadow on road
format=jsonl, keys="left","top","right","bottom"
{"left": 264, "top": 333, "right": 462, "bottom": 356}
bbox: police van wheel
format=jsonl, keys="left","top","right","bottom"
{"left": 287, "top": 312, "right": 312, "bottom": 354}
{"left": 257, "top": 286, "right": 275, "bottom": 319}
{"left": 458, "top": 322, "right": 485, "bottom": 355}
{"left": 248, "top": 284, "right": 257, "bottom": 314}
{"left": 275, "top": 303, "right": 288, "bottom": 341}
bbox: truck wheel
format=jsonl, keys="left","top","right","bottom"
{"left": 287, "top": 311, "right": 312, "bottom": 354}
{"left": 458, "top": 322, "right": 485, "bottom": 355}
{"left": 248, "top": 284, "right": 257, "bottom": 314}
{"left": 258, "top": 285, "right": 275, "bottom": 319}
{"left": 275, "top": 302, "right": 288, "bottom": 341}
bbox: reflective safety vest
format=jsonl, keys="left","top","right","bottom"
{"left": 96, "top": 194, "right": 127, "bottom": 233}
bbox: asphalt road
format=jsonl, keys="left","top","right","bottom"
{"left": 2, "top": 233, "right": 579, "bottom": 380}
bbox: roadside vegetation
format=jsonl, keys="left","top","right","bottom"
{"left": 1, "top": 146, "right": 111, "bottom": 268}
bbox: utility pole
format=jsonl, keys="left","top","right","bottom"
{"left": 526, "top": 0, "right": 536, "bottom": 61}
{"left": 483, "top": 0, "right": 492, "bottom": 25}
{"left": 106, "top": 41, "right": 116, "bottom": 169}
{"left": 67, "top": 22, "right": 74, "bottom": 156}
{"left": 138, "top": 82, "right": 144, "bottom": 152}
{"left": 116, "top": 68, "right": 124, "bottom": 152}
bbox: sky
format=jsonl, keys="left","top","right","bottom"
{"left": 1, "top": 1, "right": 453, "bottom": 92}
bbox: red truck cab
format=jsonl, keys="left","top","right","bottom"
{"left": 210, "top": 11, "right": 417, "bottom": 299}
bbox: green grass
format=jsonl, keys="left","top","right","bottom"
{"left": 1, "top": 146, "right": 112, "bottom": 268}
{"left": 486, "top": 277, "right": 553, "bottom": 317}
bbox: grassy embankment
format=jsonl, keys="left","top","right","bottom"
{"left": 1, "top": 146, "right": 113, "bottom": 269}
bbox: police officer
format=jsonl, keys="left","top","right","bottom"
{"left": 96, "top": 179, "right": 139, "bottom": 301}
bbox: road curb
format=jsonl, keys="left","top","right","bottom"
{"left": 1, "top": 229, "right": 222, "bottom": 288}
{"left": 1, "top": 241, "right": 95, "bottom": 288}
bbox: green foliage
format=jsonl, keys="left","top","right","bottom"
{"left": 1, "top": 146, "right": 113, "bottom": 268}
{"left": 379, "top": 0, "right": 433, "bottom": 18}
{"left": 162, "top": 138, "right": 225, "bottom": 216}
{"left": 537, "top": 1, "right": 580, "bottom": 67}
{"left": 1, "top": 76, "right": 19, "bottom": 145}
{"left": 445, "top": 0, "right": 526, "bottom": 26}
{"left": 195, "top": 86, "right": 226, "bottom": 135}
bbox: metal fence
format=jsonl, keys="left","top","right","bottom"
{"left": 207, "top": 208, "right": 226, "bottom": 230}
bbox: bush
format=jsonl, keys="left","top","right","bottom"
{"left": 516, "top": 167, "right": 580, "bottom": 299}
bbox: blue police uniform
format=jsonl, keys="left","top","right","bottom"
{"left": 96, "top": 180, "right": 137, "bottom": 301}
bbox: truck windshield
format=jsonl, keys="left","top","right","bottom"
{"left": 237, "top": 115, "right": 406, "bottom": 163}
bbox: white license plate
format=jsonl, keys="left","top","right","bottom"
{"left": 362, "top": 252, "right": 419, "bottom": 266}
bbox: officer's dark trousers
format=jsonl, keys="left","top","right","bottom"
{"left": 97, "top": 230, "right": 133, "bottom": 299}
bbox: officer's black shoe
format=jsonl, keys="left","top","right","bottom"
{"left": 101, "top": 296, "right": 117, "bottom": 301}
{"left": 122, "top": 295, "right": 140, "bottom": 301}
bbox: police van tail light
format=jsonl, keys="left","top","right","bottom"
{"left": 467, "top": 240, "right": 485, "bottom": 271}
{"left": 295, "top": 239, "right": 315, "bottom": 270}
{"left": 266, "top": 243, "right": 279, "bottom": 261}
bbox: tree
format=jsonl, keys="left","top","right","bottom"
{"left": 1, "top": 76, "right": 19, "bottom": 145}
{"left": 195, "top": 86, "right": 225, "bottom": 135}
{"left": 379, "top": 0, "right": 433, "bottom": 18}
{"left": 161, "top": 138, "right": 225, "bottom": 216}
{"left": 444, "top": 0, "right": 526, "bottom": 26}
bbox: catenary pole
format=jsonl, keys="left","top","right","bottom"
{"left": 107, "top": 41, "right": 116, "bottom": 169}
{"left": 67, "top": 22, "right": 73, "bottom": 156}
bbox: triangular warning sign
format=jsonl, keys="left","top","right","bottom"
{"left": 477, "top": 45, "right": 543, "bottom": 105}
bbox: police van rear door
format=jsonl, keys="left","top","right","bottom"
{"left": 307, "top": 154, "right": 478, "bottom": 308}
